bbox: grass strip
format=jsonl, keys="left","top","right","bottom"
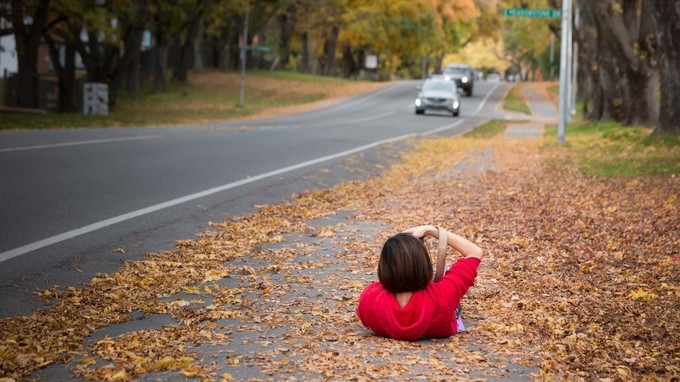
{"left": 543, "top": 120, "right": 680, "bottom": 177}
{"left": 503, "top": 85, "right": 531, "bottom": 115}
{"left": 463, "top": 119, "right": 508, "bottom": 138}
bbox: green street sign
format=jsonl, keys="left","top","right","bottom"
{"left": 503, "top": 8, "right": 562, "bottom": 18}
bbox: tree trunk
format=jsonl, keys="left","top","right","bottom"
{"left": 110, "top": 26, "right": 145, "bottom": 99}
{"left": 577, "top": 4, "right": 599, "bottom": 120}
{"left": 434, "top": 52, "right": 444, "bottom": 73}
{"left": 310, "top": 33, "right": 318, "bottom": 75}
{"left": 651, "top": 0, "right": 680, "bottom": 134}
{"left": 173, "top": 16, "right": 202, "bottom": 83}
{"left": 300, "top": 32, "right": 309, "bottom": 73}
{"left": 12, "top": 0, "right": 50, "bottom": 109}
{"left": 153, "top": 43, "right": 169, "bottom": 92}
{"left": 596, "top": 29, "right": 629, "bottom": 121}
{"left": 192, "top": 18, "right": 205, "bottom": 71}
{"left": 277, "top": 5, "right": 297, "bottom": 70}
{"left": 341, "top": 43, "right": 355, "bottom": 78}
{"left": 124, "top": 34, "right": 143, "bottom": 94}
{"left": 63, "top": 39, "right": 76, "bottom": 112}
{"left": 46, "top": 36, "right": 77, "bottom": 113}
{"left": 587, "top": 1, "right": 659, "bottom": 126}
{"left": 321, "top": 26, "right": 339, "bottom": 76}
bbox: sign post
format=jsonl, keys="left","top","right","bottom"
{"left": 239, "top": 0, "right": 250, "bottom": 107}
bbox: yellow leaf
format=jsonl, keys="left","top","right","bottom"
{"left": 202, "top": 269, "right": 225, "bottom": 283}
{"left": 628, "top": 288, "right": 658, "bottom": 300}
{"left": 617, "top": 366, "right": 630, "bottom": 377}
{"left": 81, "top": 357, "right": 97, "bottom": 365}
{"left": 108, "top": 369, "right": 128, "bottom": 381}
{"left": 37, "top": 360, "right": 53, "bottom": 368}
{"left": 220, "top": 373, "right": 234, "bottom": 381}
{"left": 150, "top": 356, "right": 176, "bottom": 371}
{"left": 173, "top": 299, "right": 191, "bottom": 307}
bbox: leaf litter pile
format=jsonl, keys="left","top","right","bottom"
{"left": 1, "top": 134, "right": 678, "bottom": 381}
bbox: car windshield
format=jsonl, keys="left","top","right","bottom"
{"left": 423, "top": 81, "right": 454, "bottom": 92}
{"left": 444, "top": 67, "right": 468, "bottom": 75}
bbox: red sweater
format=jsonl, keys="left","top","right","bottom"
{"left": 356, "top": 257, "right": 480, "bottom": 341}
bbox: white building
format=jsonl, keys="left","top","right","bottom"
{"left": 0, "top": 18, "right": 18, "bottom": 76}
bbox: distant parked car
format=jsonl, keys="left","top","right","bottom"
{"left": 487, "top": 73, "right": 501, "bottom": 82}
{"left": 443, "top": 63, "right": 475, "bottom": 96}
{"left": 415, "top": 78, "right": 461, "bottom": 117}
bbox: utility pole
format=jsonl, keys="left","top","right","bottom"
{"left": 550, "top": 33, "right": 555, "bottom": 79}
{"left": 239, "top": 0, "right": 250, "bottom": 106}
{"left": 557, "top": 0, "right": 572, "bottom": 145}
{"left": 570, "top": 1, "right": 580, "bottom": 116}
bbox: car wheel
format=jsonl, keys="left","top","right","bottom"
{"left": 453, "top": 109, "right": 460, "bottom": 117}
{"left": 415, "top": 109, "right": 424, "bottom": 115}
{"left": 466, "top": 87, "right": 473, "bottom": 97}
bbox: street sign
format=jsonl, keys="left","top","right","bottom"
{"left": 503, "top": 8, "right": 561, "bottom": 18}
{"left": 83, "top": 82, "right": 108, "bottom": 115}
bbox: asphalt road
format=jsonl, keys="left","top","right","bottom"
{"left": 0, "top": 80, "right": 510, "bottom": 317}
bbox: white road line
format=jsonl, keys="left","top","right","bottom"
{"left": 474, "top": 83, "right": 501, "bottom": 114}
{"left": 0, "top": 83, "right": 501, "bottom": 262}
{"left": 0, "top": 135, "right": 162, "bottom": 153}
{"left": 314, "top": 111, "right": 395, "bottom": 127}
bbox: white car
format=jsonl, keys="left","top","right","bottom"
{"left": 487, "top": 73, "right": 501, "bottom": 82}
{"left": 415, "top": 79, "right": 461, "bottom": 117}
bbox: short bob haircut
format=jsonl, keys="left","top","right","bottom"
{"left": 378, "top": 233, "right": 433, "bottom": 293}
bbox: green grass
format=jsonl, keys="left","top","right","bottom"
{"left": 503, "top": 85, "right": 531, "bottom": 115}
{"left": 543, "top": 120, "right": 680, "bottom": 178}
{"left": 252, "top": 70, "right": 352, "bottom": 83}
{"left": 463, "top": 119, "right": 508, "bottom": 138}
{"left": 0, "top": 70, "right": 370, "bottom": 130}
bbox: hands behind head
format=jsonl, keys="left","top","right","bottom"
{"left": 402, "top": 225, "right": 436, "bottom": 240}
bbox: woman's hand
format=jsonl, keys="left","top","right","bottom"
{"left": 403, "top": 225, "right": 437, "bottom": 240}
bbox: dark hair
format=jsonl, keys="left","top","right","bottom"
{"left": 377, "top": 233, "right": 433, "bottom": 293}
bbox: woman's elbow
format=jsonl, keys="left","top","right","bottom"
{"left": 468, "top": 246, "right": 484, "bottom": 260}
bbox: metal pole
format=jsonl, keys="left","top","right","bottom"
{"left": 565, "top": 2, "right": 573, "bottom": 124}
{"left": 239, "top": 0, "right": 250, "bottom": 106}
{"left": 557, "top": 0, "right": 571, "bottom": 145}
{"left": 550, "top": 32, "right": 555, "bottom": 79}
{"left": 570, "top": 1, "right": 580, "bottom": 116}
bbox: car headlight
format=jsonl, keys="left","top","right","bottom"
{"left": 461, "top": 76, "right": 468, "bottom": 83}
{"left": 444, "top": 75, "right": 451, "bottom": 81}
{"left": 415, "top": 98, "right": 421, "bottom": 107}
{"left": 453, "top": 101, "right": 459, "bottom": 108}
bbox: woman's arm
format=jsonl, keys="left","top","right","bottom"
{"left": 403, "top": 225, "right": 483, "bottom": 260}
{"left": 444, "top": 230, "right": 483, "bottom": 260}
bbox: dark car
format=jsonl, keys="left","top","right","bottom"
{"left": 443, "top": 63, "right": 474, "bottom": 96}
{"left": 415, "top": 78, "right": 460, "bottom": 117}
